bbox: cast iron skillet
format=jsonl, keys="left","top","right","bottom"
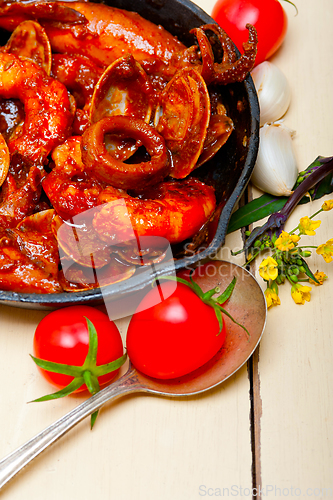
{"left": 0, "top": 0, "right": 260, "bottom": 310}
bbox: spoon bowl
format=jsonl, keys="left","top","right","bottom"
{"left": 0, "top": 261, "right": 266, "bottom": 490}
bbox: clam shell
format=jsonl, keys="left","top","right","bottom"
{"left": 90, "top": 55, "right": 153, "bottom": 161}
{"left": 59, "top": 255, "right": 136, "bottom": 291}
{"left": 52, "top": 214, "right": 113, "bottom": 270}
{"left": 155, "top": 67, "right": 210, "bottom": 178}
{"left": 4, "top": 20, "right": 52, "bottom": 75}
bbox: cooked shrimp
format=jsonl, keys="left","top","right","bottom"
{"left": 93, "top": 178, "right": 216, "bottom": 246}
{"left": 0, "top": 2, "right": 184, "bottom": 79}
{"left": 0, "top": 52, "right": 74, "bottom": 162}
{"left": 33, "top": 2, "right": 185, "bottom": 78}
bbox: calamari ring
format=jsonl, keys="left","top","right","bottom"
{"left": 0, "top": 52, "right": 74, "bottom": 162}
{"left": 81, "top": 116, "right": 170, "bottom": 190}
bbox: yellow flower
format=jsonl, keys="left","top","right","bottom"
{"left": 264, "top": 287, "right": 281, "bottom": 308}
{"left": 259, "top": 257, "right": 278, "bottom": 281}
{"left": 316, "top": 238, "right": 333, "bottom": 263}
{"left": 291, "top": 283, "right": 312, "bottom": 305}
{"left": 298, "top": 216, "right": 321, "bottom": 236}
{"left": 309, "top": 271, "right": 328, "bottom": 286}
{"left": 275, "top": 231, "right": 300, "bottom": 251}
{"left": 321, "top": 199, "right": 333, "bottom": 211}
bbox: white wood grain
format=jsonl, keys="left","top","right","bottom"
{"left": 250, "top": 0, "right": 333, "bottom": 494}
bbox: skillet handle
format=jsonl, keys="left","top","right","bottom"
{"left": 0, "top": 367, "right": 141, "bottom": 490}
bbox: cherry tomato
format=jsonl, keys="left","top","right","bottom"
{"left": 126, "top": 281, "right": 227, "bottom": 379}
{"left": 211, "top": 0, "right": 288, "bottom": 66}
{"left": 33, "top": 305, "right": 124, "bottom": 392}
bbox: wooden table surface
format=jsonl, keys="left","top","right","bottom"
{"left": 1, "top": 0, "right": 332, "bottom": 498}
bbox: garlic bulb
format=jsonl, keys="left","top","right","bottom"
{"left": 251, "top": 62, "right": 291, "bottom": 126}
{"left": 251, "top": 122, "right": 298, "bottom": 196}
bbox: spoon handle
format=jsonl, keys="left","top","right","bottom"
{"left": 0, "top": 367, "right": 142, "bottom": 490}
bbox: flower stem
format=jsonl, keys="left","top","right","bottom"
{"left": 309, "top": 209, "right": 323, "bottom": 219}
{"left": 296, "top": 245, "right": 318, "bottom": 249}
{"left": 244, "top": 250, "right": 261, "bottom": 266}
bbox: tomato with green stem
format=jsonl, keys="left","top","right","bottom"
{"left": 32, "top": 306, "right": 127, "bottom": 428}
{"left": 126, "top": 271, "right": 248, "bottom": 380}
{"left": 212, "top": 0, "right": 292, "bottom": 66}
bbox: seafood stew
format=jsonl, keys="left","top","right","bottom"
{"left": 0, "top": 0, "right": 259, "bottom": 308}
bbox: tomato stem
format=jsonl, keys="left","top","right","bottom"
{"left": 281, "top": 0, "right": 298, "bottom": 15}
{"left": 215, "top": 277, "right": 237, "bottom": 304}
{"left": 202, "top": 287, "right": 220, "bottom": 301}
{"left": 156, "top": 273, "right": 249, "bottom": 337}
{"left": 83, "top": 370, "right": 100, "bottom": 395}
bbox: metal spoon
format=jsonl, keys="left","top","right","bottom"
{"left": 0, "top": 260, "right": 266, "bottom": 490}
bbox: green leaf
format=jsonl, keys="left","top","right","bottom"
{"left": 218, "top": 306, "right": 250, "bottom": 337}
{"left": 227, "top": 156, "right": 333, "bottom": 234}
{"left": 299, "top": 258, "right": 320, "bottom": 284}
{"left": 83, "top": 371, "right": 100, "bottom": 395}
{"left": 83, "top": 317, "right": 98, "bottom": 370}
{"left": 94, "top": 353, "right": 127, "bottom": 377}
{"left": 213, "top": 305, "right": 224, "bottom": 335}
{"left": 312, "top": 172, "right": 333, "bottom": 200}
{"left": 157, "top": 274, "right": 205, "bottom": 298}
{"left": 227, "top": 194, "right": 289, "bottom": 234}
{"left": 30, "top": 377, "right": 84, "bottom": 402}
{"left": 157, "top": 274, "right": 196, "bottom": 289}
{"left": 30, "top": 355, "right": 83, "bottom": 377}
{"left": 90, "top": 410, "right": 99, "bottom": 430}
{"left": 202, "top": 287, "right": 220, "bottom": 301}
{"left": 282, "top": 0, "right": 298, "bottom": 14}
{"left": 216, "top": 277, "right": 237, "bottom": 305}
{"left": 189, "top": 273, "right": 204, "bottom": 298}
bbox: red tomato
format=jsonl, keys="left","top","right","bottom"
{"left": 212, "top": 0, "right": 288, "bottom": 66}
{"left": 33, "top": 306, "right": 124, "bottom": 392}
{"left": 126, "top": 281, "right": 227, "bottom": 379}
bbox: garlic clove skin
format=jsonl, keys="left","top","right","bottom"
{"left": 251, "top": 122, "right": 298, "bottom": 197}
{"left": 251, "top": 61, "right": 291, "bottom": 126}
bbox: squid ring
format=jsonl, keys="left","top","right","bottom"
{"left": 81, "top": 116, "right": 171, "bottom": 190}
